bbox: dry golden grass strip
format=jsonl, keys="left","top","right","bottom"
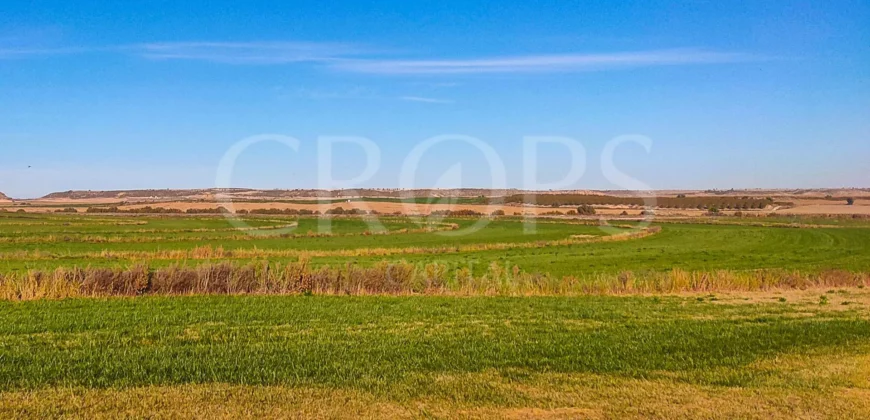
{"left": 3, "top": 370, "right": 869, "bottom": 420}
{"left": 1, "top": 257, "right": 866, "bottom": 301}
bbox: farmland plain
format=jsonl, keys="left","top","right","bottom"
{"left": 1, "top": 211, "right": 869, "bottom": 418}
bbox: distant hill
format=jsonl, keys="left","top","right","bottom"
{"left": 0, "top": 192, "right": 9, "bottom": 201}
{"left": 34, "top": 187, "right": 870, "bottom": 202}
{"left": 39, "top": 188, "right": 523, "bottom": 201}
{"left": 41, "top": 188, "right": 255, "bottom": 200}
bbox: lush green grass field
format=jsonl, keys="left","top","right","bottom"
{"left": 0, "top": 214, "right": 619, "bottom": 272}
{"left": 1, "top": 212, "right": 869, "bottom": 417}
{"left": 1, "top": 293, "right": 869, "bottom": 418}
{"left": 314, "top": 223, "right": 870, "bottom": 276}
{"left": 1, "top": 213, "right": 869, "bottom": 277}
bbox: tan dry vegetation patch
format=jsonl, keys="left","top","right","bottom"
{"left": 444, "top": 372, "right": 870, "bottom": 419}
{"left": 0, "top": 385, "right": 408, "bottom": 420}
{"left": 789, "top": 198, "right": 868, "bottom": 206}
{"left": 748, "top": 347, "right": 870, "bottom": 389}
{"left": 10, "top": 199, "right": 710, "bottom": 216}
{"left": 0, "top": 205, "right": 92, "bottom": 214}
{"left": 778, "top": 199, "right": 870, "bottom": 215}
{"left": 700, "top": 287, "right": 870, "bottom": 313}
{"left": 34, "top": 197, "right": 128, "bottom": 205}
{"left": 3, "top": 370, "right": 870, "bottom": 419}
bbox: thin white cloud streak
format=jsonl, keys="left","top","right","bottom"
{"left": 399, "top": 96, "right": 454, "bottom": 104}
{"left": 0, "top": 41, "right": 365, "bottom": 63}
{"left": 284, "top": 86, "right": 378, "bottom": 100}
{"left": 330, "top": 49, "right": 761, "bottom": 75}
{"left": 137, "top": 41, "right": 369, "bottom": 64}
{"left": 0, "top": 46, "right": 95, "bottom": 59}
{"left": 1, "top": 42, "right": 763, "bottom": 77}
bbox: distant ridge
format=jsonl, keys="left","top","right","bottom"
{"left": 39, "top": 188, "right": 525, "bottom": 201}
{"left": 0, "top": 192, "right": 9, "bottom": 201}
{"left": 41, "top": 188, "right": 254, "bottom": 200}
{"left": 33, "top": 187, "right": 870, "bottom": 201}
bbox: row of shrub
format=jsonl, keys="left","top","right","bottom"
{"left": 83, "top": 206, "right": 482, "bottom": 217}
{"left": 324, "top": 207, "right": 369, "bottom": 215}
{"left": 87, "top": 206, "right": 327, "bottom": 215}
{"left": 86, "top": 206, "right": 183, "bottom": 214}
{"left": 430, "top": 209, "right": 484, "bottom": 217}
{"left": 504, "top": 194, "right": 775, "bottom": 209}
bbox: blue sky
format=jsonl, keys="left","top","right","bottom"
{"left": 1, "top": 1, "right": 868, "bottom": 198}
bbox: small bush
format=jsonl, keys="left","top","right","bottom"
{"left": 576, "top": 204, "right": 596, "bottom": 215}
{"left": 430, "top": 209, "right": 482, "bottom": 217}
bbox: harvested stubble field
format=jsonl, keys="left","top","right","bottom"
{"left": 1, "top": 212, "right": 870, "bottom": 418}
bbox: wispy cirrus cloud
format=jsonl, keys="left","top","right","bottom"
{"left": 279, "top": 87, "right": 454, "bottom": 105}
{"left": 398, "top": 96, "right": 454, "bottom": 104}
{"left": 330, "top": 49, "right": 760, "bottom": 75}
{"left": 0, "top": 46, "right": 96, "bottom": 59}
{"left": 280, "top": 85, "right": 378, "bottom": 100}
{"left": 0, "top": 26, "right": 77, "bottom": 59}
{"left": 2, "top": 40, "right": 763, "bottom": 77}
{"left": 137, "top": 41, "right": 370, "bottom": 64}
{"left": 0, "top": 40, "right": 366, "bottom": 63}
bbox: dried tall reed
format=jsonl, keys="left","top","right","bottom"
{"left": 1, "top": 260, "right": 866, "bottom": 301}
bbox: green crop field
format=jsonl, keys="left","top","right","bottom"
{"left": 2, "top": 213, "right": 869, "bottom": 276}
{"left": 2, "top": 294, "right": 870, "bottom": 418}
{"left": 1, "top": 212, "right": 869, "bottom": 418}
